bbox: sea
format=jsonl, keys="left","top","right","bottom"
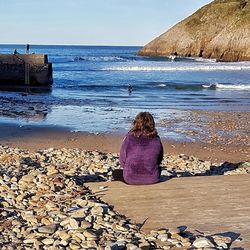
{"left": 0, "top": 44, "right": 250, "bottom": 139}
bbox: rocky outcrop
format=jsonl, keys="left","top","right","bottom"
{"left": 138, "top": 0, "right": 250, "bottom": 61}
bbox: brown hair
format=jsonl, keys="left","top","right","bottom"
{"left": 130, "top": 112, "right": 158, "bottom": 138}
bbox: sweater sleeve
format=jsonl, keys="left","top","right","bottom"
{"left": 119, "top": 135, "right": 129, "bottom": 168}
{"left": 158, "top": 140, "right": 164, "bottom": 165}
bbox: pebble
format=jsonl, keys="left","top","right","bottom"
{"left": 139, "top": 243, "right": 151, "bottom": 250}
{"left": 80, "top": 220, "right": 92, "bottom": 229}
{"left": 91, "top": 206, "right": 104, "bottom": 215}
{"left": 83, "top": 230, "right": 97, "bottom": 240}
{"left": 42, "top": 238, "right": 55, "bottom": 245}
{"left": 59, "top": 239, "right": 68, "bottom": 246}
{"left": 212, "top": 234, "right": 232, "bottom": 245}
{"left": 158, "top": 234, "right": 169, "bottom": 242}
{"left": 57, "top": 231, "right": 71, "bottom": 241}
{"left": 23, "top": 238, "right": 37, "bottom": 244}
{"left": 69, "top": 218, "right": 79, "bottom": 229}
{"left": 168, "top": 227, "right": 181, "bottom": 234}
{"left": 38, "top": 224, "right": 57, "bottom": 234}
{"left": 193, "top": 237, "right": 215, "bottom": 248}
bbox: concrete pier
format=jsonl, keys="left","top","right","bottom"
{"left": 0, "top": 54, "right": 53, "bottom": 88}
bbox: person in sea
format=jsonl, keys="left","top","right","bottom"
{"left": 118, "top": 112, "right": 163, "bottom": 185}
{"left": 26, "top": 44, "right": 30, "bottom": 54}
{"left": 128, "top": 84, "right": 133, "bottom": 94}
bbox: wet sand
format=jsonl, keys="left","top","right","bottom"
{"left": 0, "top": 122, "right": 248, "bottom": 163}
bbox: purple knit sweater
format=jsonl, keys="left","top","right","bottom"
{"left": 119, "top": 132, "right": 163, "bottom": 185}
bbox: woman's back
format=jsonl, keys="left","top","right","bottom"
{"left": 120, "top": 133, "right": 163, "bottom": 185}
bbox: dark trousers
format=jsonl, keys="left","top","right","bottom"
{"left": 112, "top": 169, "right": 125, "bottom": 182}
{"left": 112, "top": 167, "right": 162, "bottom": 182}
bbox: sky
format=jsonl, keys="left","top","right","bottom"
{"left": 0, "top": 0, "right": 212, "bottom": 46}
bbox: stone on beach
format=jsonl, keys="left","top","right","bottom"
{"left": 193, "top": 237, "right": 215, "bottom": 248}
{"left": 41, "top": 238, "right": 55, "bottom": 245}
{"left": 38, "top": 223, "right": 58, "bottom": 234}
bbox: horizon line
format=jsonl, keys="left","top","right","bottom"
{"left": 0, "top": 43, "right": 143, "bottom": 47}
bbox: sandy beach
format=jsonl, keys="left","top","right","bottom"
{"left": 0, "top": 124, "right": 246, "bottom": 163}
{"left": 0, "top": 110, "right": 249, "bottom": 163}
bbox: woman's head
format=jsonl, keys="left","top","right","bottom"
{"left": 130, "top": 112, "right": 157, "bottom": 138}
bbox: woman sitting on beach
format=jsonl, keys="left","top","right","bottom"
{"left": 119, "top": 112, "right": 163, "bottom": 185}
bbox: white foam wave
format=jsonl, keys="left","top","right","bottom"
{"left": 202, "top": 83, "right": 250, "bottom": 90}
{"left": 171, "top": 56, "right": 217, "bottom": 63}
{"left": 106, "top": 65, "right": 250, "bottom": 72}
{"left": 192, "top": 57, "right": 217, "bottom": 63}
{"left": 75, "top": 56, "right": 127, "bottom": 62}
{"left": 158, "top": 84, "right": 167, "bottom": 87}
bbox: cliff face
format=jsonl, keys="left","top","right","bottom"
{"left": 138, "top": 0, "right": 250, "bottom": 61}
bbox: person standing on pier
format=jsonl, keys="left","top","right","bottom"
{"left": 26, "top": 44, "right": 30, "bottom": 54}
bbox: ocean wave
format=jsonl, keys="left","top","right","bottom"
{"left": 105, "top": 65, "right": 250, "bottom": 72}
{"left": 61, "top": 82, "right": 204, "bottom": 91}
{"left": 51, "top": 55, "right": 133, "bottom": 63}
{"left": 158, "top": 84, "right": 167, "bottom": 87}
{"left": 74, "top": 56, "right": 130, "bottom": 62}
{"left": 192, "top": 57, "right": 217, "bottom": 63}
{"left": 58, "top": 82, "right": 250, "bottom": 91}
{"left": 158, "top": 83, "right": 204, "bottom": 90}
{"left": 202, "top": 83, "right": 250, "bottom": 90}
{"left": 164, "top": 55, "right": 218, "bottom": 63}
{"left": 51, "top": 57, "right": 75, "bottom": 63}
{"left": 63, "top": 84, "right": 123, "bottom": 89}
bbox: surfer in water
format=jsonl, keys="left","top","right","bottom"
{"left": 128, "top": 84, "right": 133, "bottom": 94}
{"left": 26, "top": 44, "right": 30, "bottom": 54}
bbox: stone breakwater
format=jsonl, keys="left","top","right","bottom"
{"left": 0, "top": 54, "right": 53, "bottom": 87}
{"left": 0, "top": 145, "right": 249, "bottom": 249}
